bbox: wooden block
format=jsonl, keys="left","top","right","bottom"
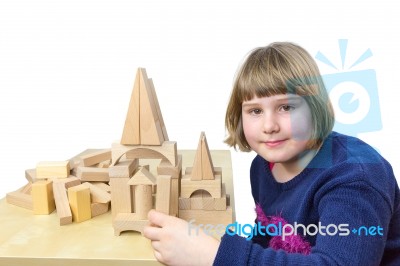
{"left": 32, "top": 180, "right": 56, "bottom": 215}
{"left": 191, "top": 132, "right": 215, "bottom": 181}
{"left": 98, "top": 159, "right": 111, "bottom": 168}
{"left": 113, "top": 213, "right": 148, "bottom": 236}
{"left": 81, "top": 182, "right": 111, "bottom": 203}
{"left": 128, "top": 167, "right": 156, "bottom": 186}
{"left": 77, "top": 167, "right": 109, "bottom": 182}
{"left": 36, "top": 161, "right": 70, "bottom": 179}
{"left": 91, "top": 202, "right": 110, "bottom": 217}
{"left": 139, "top": 68, "right": 165, "bottom": 145}
{"left": 178, "top": 197, "right": 191, "bottom": 210}
{"left": 112, "top": 141, "right": 178, "bottom": 166}
{"left": 109, "top": 159, "right": 138, "bottom": 178}
{"left": 201, "top": 133, "right": 215, "bottom": 180}
{"left": 191, "top": 136, "right": 203, "bottom": 181}
{"left": 202, "top": 192, "right": 214, "bottom": 211}
{"left": 6, "top": 191, "right": 33, "bottom": 210}
{"left": 91, "top": 182, "right": 111, "bottom": 193}
{"left": 121, "top": 69, "right": 141, "bottom": 145}
{"left": 80, "top": 149, "right": 111, "bottom": 167}
{"left": 53, "top": 181, "right": 72, "bottom": 225}
{"left": 134, "top": 185, "right": 153, "bottom": 219}
{"left": 214, "top": 184, "right": 227, "bottom": 211}
{"left": 25, "top": 169, "right": 37, "bottom": 183}
{"left": 190, "top": 190, "right": 203, "bottom": 210}
{"left": 181, "top": 174, "right": 222, "bottom": 198}
{"left": 157, "top": 155, "right": 182, "bottom": 179}
{"left": 156, "top": 175, "right": 172, "bottom": 214}
{"left": 170, "top": 178, "right": 179, "bottom": 216}
{"left": 53, "top": 176, "right": 81, "bottom": 189}
{"left": 178, "top": 207, "right": 233, "bottom": 225}
{"left": 68, "top": 184, "right": 91, "bottom": 223}
{"left": 19, "top": 183, "right": 32, "bottom": 194}
{"left": 148, "top": 78, "right": 169, "bottom": 141}
{"left": 110, "top": 177, "right": 133, "bottom": 218}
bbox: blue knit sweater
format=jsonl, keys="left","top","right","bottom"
{"left": 214, "top": 132, "right": 400, "bottom": 265}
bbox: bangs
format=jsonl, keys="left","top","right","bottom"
{"left": 234, "top": 45, "right": 320, "bottom": 102}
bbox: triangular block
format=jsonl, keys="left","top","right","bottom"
{"left": 128, "top": 167, "right": 157, "bottom": 185}
{"left": 120, "top": 68, "right": 168, "bottom": 145}
{"left": 121, "top": 69, "right": 140, "bottom": 145}
{"left": 191, "top": 132, "right": 215, "bottom": 181}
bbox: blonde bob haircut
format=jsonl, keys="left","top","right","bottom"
{"left": 225, "top": 42, "right": 335, "bottom": 152}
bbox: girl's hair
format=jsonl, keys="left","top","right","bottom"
{"left": 225, "top": 42, "right": 335, "bottom": 151}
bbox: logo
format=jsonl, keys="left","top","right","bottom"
{"left": 316, "top": 39, "right": 382, "bottom": 137}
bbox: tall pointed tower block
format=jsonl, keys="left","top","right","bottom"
{"left": 191, "top": 132, "right": 215, "bottom": 180}
{"left": 121, "top": 68, "right": 168, "bottom": 145}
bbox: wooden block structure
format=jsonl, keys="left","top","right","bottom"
{"left": 111, "top": 68, "right": 181, "bottom": 235}
{"left": 178, "top": 132, "right": 231, "bottom": 225}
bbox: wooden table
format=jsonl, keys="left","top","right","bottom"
{"left": 0, "top": 150, "right": 235, "bottom": 266}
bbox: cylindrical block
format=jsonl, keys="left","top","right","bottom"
{"left": 135, "top": 185, "right": 152, "bottom": 219}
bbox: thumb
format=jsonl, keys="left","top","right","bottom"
{"left": 148, "top": 209, "right": 169, "bottom": 227}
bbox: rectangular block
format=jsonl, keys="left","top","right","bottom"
{"left": 91, "top": 202, "right": 110, "bottom": 217}
{"left": 53, "top": 181, "right": 72, "bottom": 225}
{"left": 109, "top": 177, "right": 133, "bottom": 218}
{"left": 53, "top": 176, "right": 81, "bottom": 189}
{"left": 36, "top": 161, "right": 70, "bottom": 179}
{"left": 32, "top": 180, "right": 56, "bottom": 215}
{"left": 214, "top": 184, "right": 227, "bottom": 210}
{"left": 77, "top": 167, "right": 109, "bottom": 182}
{"left": 156, "top": 175, "right": 171, "bottom": 214}
{"left": 157, "top": 155, "right": 182, "bottom": 179}
{"left": 178, "top": 197, "right": 191, "bottom": 210}
{"left": 81, "top": 182, "right": 111, "bottom": 203}
{"left": 68, "top": 184, "right": 91, "bottom": 223}
{"left": 109, "top": 159, "right": 138, "bottom": 178}
{"left": 79, "top": 149, "right": 111, "bottom": 167}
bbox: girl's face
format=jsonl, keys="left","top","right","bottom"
{"left": 242, "top": 94, "right": 313, "bottom": 165}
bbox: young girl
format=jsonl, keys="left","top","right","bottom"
{"left": 144, "top": 42, "right": 400, "bottom": 265}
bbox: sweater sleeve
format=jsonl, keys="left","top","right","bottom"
{"left": 213, "top": 180, "right": 393, "bottom": 265}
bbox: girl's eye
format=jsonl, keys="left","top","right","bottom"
{"left": 280, "top": 105, "right": 294, "bottom": 112}
{"left": 250, "top": 109, "right": 262, "bottom": 115}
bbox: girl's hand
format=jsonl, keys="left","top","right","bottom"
{"left": 144, "top": 209, "right": 220, "bottom": 266}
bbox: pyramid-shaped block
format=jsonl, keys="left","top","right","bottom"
{"left": 121, "top": 68, "right": 168, "bottom": 145}
{"left": 191, "top": 132, "right": 215, "bottom": 180}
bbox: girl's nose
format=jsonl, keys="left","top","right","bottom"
{"left": 262, "top": 112, "right": 279, "bottom": 134}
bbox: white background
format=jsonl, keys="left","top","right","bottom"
{"left": 1, "top": 0, "right": 399, "bottom": 226}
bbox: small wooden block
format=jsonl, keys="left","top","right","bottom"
{"left": 109, "top": 159, "right": 138, "bottom": 178}
{"left": 36, "top": 161, "right": 70, "bottom": 179}
{"left": 32, "top": 180, "right": 56, "bottom": 215}
{"left": 112, "top": 141, "right": 178, "bottom": 166}
{"left": 53, "top": 181, "right": 72, "bottom": 225}
{"left": 190, "top": 190, "right": 203, "bottom": 210}
{"left": 68, "top": 184, "right": 91, "bottom": 223}
{"left": 170, "top": 178, "right": 179, "bottom": 216}
{"left": 98, "top": 159, "right": 111, "bottom": 168}
{"left": 178, "top": 197, "right": 191, "bottom": 210}
{"left": 77, "top": 167, "right": 109, "bottom": 182}
{"left": 157, "top": 155, "right": 182, "bottom": 179}
{"left": 156, "top": 175, "right": 172, "bottom": 214}
{"left": 214, "top": 184, "right": 227, "bottom": 211}
{"left": 25, "top": 169, "right": 37, "bottom": 183}
{"left": 139, "top": 68, "right": 165, "bottom": 145}
{"left": 91, "top": 202, "right": 110, "bottom": 217}
{"left": 128, "top": 167, "right": 156, "bottom": 186}
{"left": 109, "top": 177, "right": 133, "bottom": 218}
{"left": 82, "top": 182, "right": 111, "bottom": 203}
{"left": 113, "top": 213, "right": 148, "bottom": 236}
{"left": 53, "top": 176, "right": 81, "bottom": 189}
{"left": 91, "top": 182, "right": 111, "bottom": 193}
{"left": 181, "top": 174, "right": 222, "bottom": 198}
{"left": 121, "top": 69, "right": 141, "bottom": 145}
{"left": 134, "top": 185, "right": 153, "bottom": 219}
{"left": 6, "top": 190, "right": 33, "bottom": 210}
{"left": 80, "top": 149, "right": 111, "bottom": 167}
{"left": 202, "top": 192, "right": 214, "bottom": 211}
